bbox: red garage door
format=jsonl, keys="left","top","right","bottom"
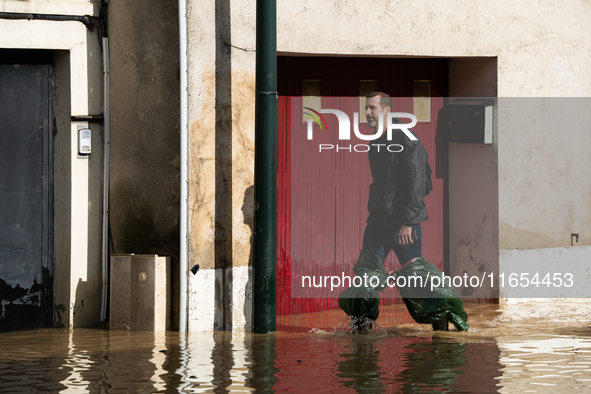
{"left": 277, "top": 57, "right": 449, "bottom": 315}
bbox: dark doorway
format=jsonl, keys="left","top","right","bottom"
{"left": 0, "top": 55, "right": 54, "bottom": 331}
{"left": 277, "top": 57, "right": 449, "bottom": 315}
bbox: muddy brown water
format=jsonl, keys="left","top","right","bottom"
{"left": 1, "top": 301, "right": 591, "bottom": 393}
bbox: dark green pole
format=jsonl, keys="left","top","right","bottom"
{"left": 253, "top": 0, "right": 277, "bottom": 333}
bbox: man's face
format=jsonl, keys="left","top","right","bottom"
{"left": 365, "top": 96, "right": 390, "bottom": 130}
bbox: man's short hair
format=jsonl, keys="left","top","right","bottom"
{"left": 366, "top": 92, "right": 392, "bottom": 110}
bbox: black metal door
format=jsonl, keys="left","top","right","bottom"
{"left": 0, "top": 64, "right": 54, "bottom": 331}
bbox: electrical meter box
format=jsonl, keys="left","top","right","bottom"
{"left": 445, "top": 99, "right": 494, "bottom": 144}
{"left": 110, "top": 254, "right": 170, "bottom": 331}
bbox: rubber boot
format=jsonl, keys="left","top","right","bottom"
{"left": 432, "top": 314, "right": 449, "bottom": 331}
{"left": 352, "top": 317, "right": 372, "bottom": 334}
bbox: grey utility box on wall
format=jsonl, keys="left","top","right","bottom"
{"left": 446, "top": 99, "right": 494, "bottom": 144}
{"left": 110, "top": 254, "right": 170, "bottom": 331}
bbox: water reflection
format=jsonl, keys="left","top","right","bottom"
{"left": 246, "top": 333, "right": 278, "bottom": 392}
{"left": 497, "top": 336, "right": 591, "bottom": 392}
{"left": 336, "top": 337, "right": 385, "bottom": 392}
{"left": 1, "top": 302, "right": 591, "bottom": 392}
{"left": 181, "top": 331, "right": 215, "bottom": 392}
{"left": 0, "top": 329, "right": 523, "bottom": 393}
{"left": 396, "top": 339, "right": 468, "bottom": 393}
{"left": 397, "top": 338, "right": 503, "bottom": 393}
{"left": 0, "top": 329, "right": 70, "bottom": 392}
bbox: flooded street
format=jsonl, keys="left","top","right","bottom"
{"left": 1, "top": 301, "right": 591, "bottom": 393}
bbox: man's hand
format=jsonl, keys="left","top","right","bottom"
{"left": 398, "top": 224, "right": 414, "bottom": 245}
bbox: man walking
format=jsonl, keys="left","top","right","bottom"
{"left": 362, "top": 92, "right": 431, "bottom": 270}
{"left": 360, "top": 92, "right": 450, "bottom": 331}
{"left": 339, "top": 92, "right": 468, "bottom": 332}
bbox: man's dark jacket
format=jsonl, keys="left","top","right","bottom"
{"left": 367, "top": 128, "right": 432, "bottom": 229}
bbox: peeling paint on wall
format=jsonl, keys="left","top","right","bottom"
{"left": 188, "top": 67, "right": 217, "bottom": 271}
{"left": 231, "top": 69, "right": 255, "bottom": 269}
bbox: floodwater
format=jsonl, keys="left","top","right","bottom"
{"left": 1, "top": 301, "right": 591, "bottom": 393}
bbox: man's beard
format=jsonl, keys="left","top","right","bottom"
{"left": 367, "top": 116, "right": 377, "bottom": 129}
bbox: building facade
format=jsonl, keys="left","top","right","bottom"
{"left": 1, "top": 0, "right": 590, "bottom": 332}
{"left": 185, "top": 0, "right": 591, "bottom": 331}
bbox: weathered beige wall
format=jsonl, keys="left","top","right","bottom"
{"left": 108, "top": 0, "right": 180, "bottom": 328}
{"left": 187, "top": 0, "right": 256, "bottom": 330}
{"left": 186, "top": 0, "right": 256, "bottom": 272}
{"left": 186, "top": 0, "right": 217, "bottom": 331}
{"left": 187, "top": 0, "right": 591, "bottom": 329}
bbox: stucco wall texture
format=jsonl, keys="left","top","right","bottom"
{"left": 187, "top": 0, "right": 257, "bottom": 274}
{"left": 184, "top": 0, "right": 591, "bottom": 327}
